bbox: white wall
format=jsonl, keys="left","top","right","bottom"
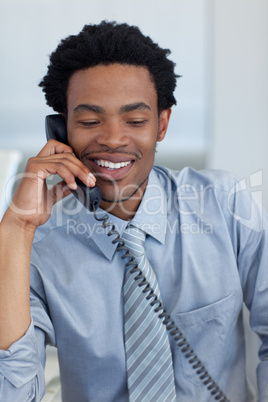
{"left": 208, "top": 0, "right": 268, "bottom": 211}
{"left": 0, "top": 0, "right": 209, "bottom": 170}
{"left": 1, "top": 1, "right": 267, "bottom": 208}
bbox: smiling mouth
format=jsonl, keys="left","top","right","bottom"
{"left": 94, "top": 159, "right": 132, "bottom": 170}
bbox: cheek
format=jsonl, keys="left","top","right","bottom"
{"left": 68, "top": 133, "right": 93, "bottom": 157}
{"left": 142, "top": 138, "right": 158, "bottom": 157}
{"left": 67, "top": 139, "right": 81, "bottom": 157}
{"left": 137, "top": 127, "right": 158, "bottom": 153}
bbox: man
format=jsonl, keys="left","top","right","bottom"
{"left": 0, "top": 21, "right": 267, "bottom": 402}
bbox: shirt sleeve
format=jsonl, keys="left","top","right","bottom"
{"left": 0, "top": 320, "right": 46, "bottom": 401}
{"left": 0, "top": 264, "right": 56, "bottom": 402}
{"left": 257, "top": 362, "right": 268, "bottom": 401}
{"left": 231, "top": 184, "right": 268, "bottom": 400}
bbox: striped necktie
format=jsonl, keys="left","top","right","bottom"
{"left": 122, "top": 224, "right": 176, "bottom": 401}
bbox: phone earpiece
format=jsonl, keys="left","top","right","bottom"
{"left": 45, "top": 114, "right": 102, "bottom": 211}
{"left": 45, "top": 114, "right": 68, "bottom": 143}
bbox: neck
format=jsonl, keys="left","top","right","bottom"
{"left": 100, "top": 179, "right": 148, "bottom": 221}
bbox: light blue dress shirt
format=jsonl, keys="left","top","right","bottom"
{"left": 0, "top": 166, "right": 268, "bottom": 401}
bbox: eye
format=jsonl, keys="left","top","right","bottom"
{"left": 127, "top": 120, "right": 147, "bottom": 126}
{"left": 80, "top": 120, "right": 100, "bottom": 126}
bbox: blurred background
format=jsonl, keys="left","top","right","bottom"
{"left": 0, "top": 0, "right": 267, "bottom": 209}
{"left": 0, "top": 1, "right": 267, "bottom": 399}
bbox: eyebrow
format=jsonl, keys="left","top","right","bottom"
{"left": 73, "top": 104, "right": 105, "bottom": 114}
{"left": 73, "top": 102, "right": 151, "bottom": 115}
{"left": 119, "top": 102, "right": 151, "bottom": 113}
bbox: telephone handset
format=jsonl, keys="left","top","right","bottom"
{"left": 44, "top": 114, "right": 229, "bottom": 402}
{"left": 45, "top": 114, "right": 102, "bottom": 212}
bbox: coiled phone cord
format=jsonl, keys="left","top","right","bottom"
{"left": 93, "top": 207, "right": 231, "bottom": 402}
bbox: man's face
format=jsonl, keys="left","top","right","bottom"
{"left": 66, "top": 63, "right": 171, "bottom": 214}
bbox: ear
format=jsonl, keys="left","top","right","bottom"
{"left": 157, "top": 108, "right": 172, "bottom": 142}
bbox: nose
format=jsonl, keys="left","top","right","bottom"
{"left": 96, "top": 121, "right": 130, "bottom": 149}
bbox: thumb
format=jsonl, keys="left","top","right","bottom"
{"left": 49, "top": 180, "right": 71, "bottom": 205}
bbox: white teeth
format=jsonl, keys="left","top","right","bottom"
{"left": 95, "top": 159, "right": 131, "bottom": 169}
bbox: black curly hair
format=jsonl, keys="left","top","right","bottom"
{"left": 39, "top": 21, "right": 179, "bottom": 115}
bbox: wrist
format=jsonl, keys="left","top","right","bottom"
{"left": 1, "top": 208, "right": 37, "bottom": 238}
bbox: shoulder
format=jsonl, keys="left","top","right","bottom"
{"left": 152, "top": 165, "right": 265, "bottom": 233}
{"left": 152, "top": 165, "right": 238, "bottom": 194}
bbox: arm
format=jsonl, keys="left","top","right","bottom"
{"left": 0, "top": 139, "right": 95, "bottom": 349}
{"left": 0, "top": 139, "right": 95, "bottom": 397}
{"left": 233, "top": 190, "right": 268, "bottom": 400}
{"left": 0, "top": 216, "right": 34, "bottom": 350}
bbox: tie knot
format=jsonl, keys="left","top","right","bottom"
{"left": 122, "top": 224, "right": 146, "bottom": 258}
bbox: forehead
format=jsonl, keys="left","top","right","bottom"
{"left": 67, "top": 63, "right": 158, "bottom": 112}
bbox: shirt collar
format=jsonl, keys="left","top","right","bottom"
{"left": 130, "top": 168, "right": 167, "bottom": 244}
{"left": 77, "top": 168, "right": 167, "bottom": 261}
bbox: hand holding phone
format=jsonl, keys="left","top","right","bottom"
{"left": 6, "top": 120, "right": 98, "bottom": 230}
{"left": 45, "top": 114, "right": 102, "bottom": 212}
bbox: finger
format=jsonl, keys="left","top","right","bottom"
{"left": 27, "top": 155, "right": 96, "bottom": 188}
{"left": 36, "top": 153, "right": 89, "bottom": 175}
{"left": 37, "top": 139, "right": 74, "bottom": 157}
{"left": 36, "top": 161, "right": 96, "bottom": 189}
{"left": 49, "top": 156, "right": 96, "bottom": 185}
